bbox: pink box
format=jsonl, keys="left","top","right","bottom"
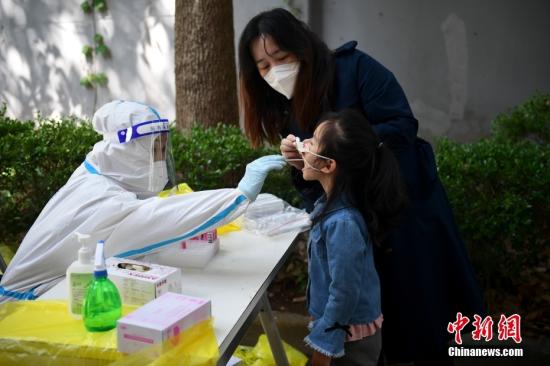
{"left": 151, "top": 229, "right": 220, "bottom": 268}
{"left": 117, "top": 292, "right": 211, "bottom": 354}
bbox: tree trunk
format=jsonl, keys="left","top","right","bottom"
{"left": 175, "top": 0, "right": 238, "bottom": 129}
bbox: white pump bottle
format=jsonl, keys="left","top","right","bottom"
{"left": 66, "top": 233, "right": 94, "bottom": 319}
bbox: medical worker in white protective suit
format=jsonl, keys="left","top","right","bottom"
{"left": 0, "top": 100, "right": 286, "bottom": 302}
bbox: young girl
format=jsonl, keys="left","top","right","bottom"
{"left": 298, "top": 109, "right": 408, "bottom": 366}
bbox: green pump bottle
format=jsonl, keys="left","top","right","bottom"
{"left": 82, "top": 240, "right": 122, "bottom": 332}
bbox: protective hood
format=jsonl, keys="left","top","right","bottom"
{"left": 85, "top": 100, "right": 176, "bottom": 198}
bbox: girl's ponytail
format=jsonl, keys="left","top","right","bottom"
{"left": 362, "top": 142, "right": 408, "bottom": 243}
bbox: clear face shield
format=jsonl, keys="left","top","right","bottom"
{"left": 113, "top": 118, "right": 177, "bottom": 195}
{"left": 149, "top": 132, "right": 177, "bottom": 192}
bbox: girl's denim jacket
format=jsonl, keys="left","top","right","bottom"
{"left": 305, "top": 196, "right": 382, "bottom": 357}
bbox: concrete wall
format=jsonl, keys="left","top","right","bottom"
{"left": 0, "top": 0, "right": 175, "bottom": 120}
{"left": 1, "top": 0, "right": 549, "bottom": 142}
{"left": 309, "top": 0, "right": 550, "bottom": 141}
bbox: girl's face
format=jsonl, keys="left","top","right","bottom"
{"left": 250, "top": 35, "right": 298, "bottom": 77}
{"left": 301, "top": 122, "right": 334, "bottom": 184}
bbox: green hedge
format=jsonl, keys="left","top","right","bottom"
{"left": 1, "top": 94, "right": 548, "bottom": 329}
{"left": 170, "top": 123, "right": 300, "bottom": 206}
{"left": 0, "top": 106, "right": 100, "bottom": 244}
{"left": 436, "top": 93, "right": 549, "bottom": 328}
{"left": 437, "top": 139, "right": 548, "bottom": 309}
{"left": 492, "top": 92, "right": 550, "bottom": 144}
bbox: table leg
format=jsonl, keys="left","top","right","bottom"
{"left": 258, "top": 292, "right": 290, "bottom": 366}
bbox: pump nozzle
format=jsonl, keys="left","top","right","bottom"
{"left": 75, "top": 232, "right": 92, "bottom": 264}
{"left": 93, "top": 240, "right": 108, "bottom": 278}
{"left": 76, "top": 232, "right": 91, "bottom": 243}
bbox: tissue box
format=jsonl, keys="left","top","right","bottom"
{"left": 106, "top": 257, "right": 181, "bottom": 306}
{"left": 117, "top": 292, "right": 211, "bottom": 354}
{"left": 151, "top": 230, "right": 220, "bottom": 268}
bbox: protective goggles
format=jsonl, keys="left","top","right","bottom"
{"left": 295, "top": 137, "right": 332, "bottom": 160}
{"left": 286, "top": 137, "right": 333, "bottom": 162}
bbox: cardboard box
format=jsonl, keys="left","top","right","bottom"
{"left": 149, "top": 230, "right": 220, "bottom": 268}
{"left": 117, "top": 292, "right": 211, "bottom": 354}
{"left": 106, "top": 257, "right": 181, "bottom": 306}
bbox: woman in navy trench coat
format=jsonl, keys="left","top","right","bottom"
{"left": 238, "top": 8, "right": 484, "bottom": 364}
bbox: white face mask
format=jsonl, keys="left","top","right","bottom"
{"left": 149, "top": 160, "right": 168, "bottom": 193}
{"left": 263, "top": 62, "right": 300, "bottom": 99}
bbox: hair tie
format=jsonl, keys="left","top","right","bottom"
{"left": 378, "top": 142, "right": 384, "bottom": 149}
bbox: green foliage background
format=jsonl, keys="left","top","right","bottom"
{"left": 1, "top": 94, "right": 548, "bottom": 332}
{"left": 436, "top": 93, "right": 549, "bottom": 333}
{"left": 170, "top": 123, "right": 300, "bottom": 206}
{"left": 0, "top": 106, "right": 100, "bottom": 240}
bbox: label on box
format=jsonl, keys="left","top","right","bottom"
{"left": 106, "top": 257, "right": 181, "bottom": 306}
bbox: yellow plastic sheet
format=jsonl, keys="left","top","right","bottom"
{"left": 158, "top": 183, "right": 242, "bottom": 235}
{"left": 0, "top": 300, "right": 219, "bottom": 366}
{"left": 234, "top": 334, "right": 308, "bottom": 366}
{"left": 0, "top": 243, "right": 15, "bottom": 273}
{"left": 110, "top": 317, "right": 218, "bottom": 366}
{"left": 158, "top": 182, "right": 194, "bottom": 197}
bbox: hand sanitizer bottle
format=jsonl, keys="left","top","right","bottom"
{"left": 66, "top": 233, "right": 94, "bottom": 319}
{"left": 83, "top": 240, "right": 122, "bottom": 332}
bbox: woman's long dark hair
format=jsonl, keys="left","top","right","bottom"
{"left": 238, "top": 8, "right": 334, "bottom": 148}
{"left": 315, "top": 109, "right": 408, "bottom": 244}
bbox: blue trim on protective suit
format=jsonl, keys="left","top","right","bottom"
{"left": 114, "top": 194, "right": 248, "bottom": 258}
{"left": 84, "top": 160, "right": 100, "bottom": 175}
{"left": 0, "top": 285, "right": 38, "bottom": 300}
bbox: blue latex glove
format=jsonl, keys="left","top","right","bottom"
{"left": 238, "top": 155, "right": 287, "bottom": 201}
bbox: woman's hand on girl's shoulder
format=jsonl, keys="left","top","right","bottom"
{"left": 280, "top": 134, "right": 304, "bottom": 170}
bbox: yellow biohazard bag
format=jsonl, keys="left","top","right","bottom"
{"left": 234, "top": 334, "right": 308, "bottom": 366}
{"left": 0, "top": 300, "right": 219, "bottom": 366}
{"left": 158, "top": 183, "right": 242, "bottom": 235}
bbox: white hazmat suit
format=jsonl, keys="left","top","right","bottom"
{"left": 0, "top": 100, "right": 285, "bottom": 302}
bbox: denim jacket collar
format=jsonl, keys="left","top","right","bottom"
{"left": 310, "top": 193, "right": 355, "bottom": 222}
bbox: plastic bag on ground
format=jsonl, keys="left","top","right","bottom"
{"left": 234, "top": 334, "right": 308, "bottom": 366}
{"left": 0, "top": 300, "right": 218, "bottom": 365}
